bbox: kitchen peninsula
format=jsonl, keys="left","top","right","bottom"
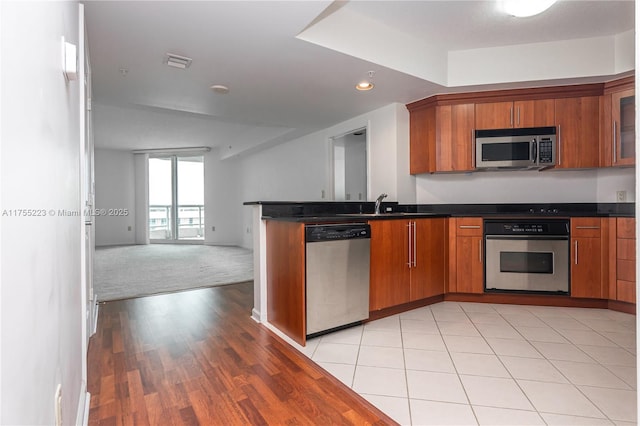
{"left": 246, "top": 201, "right": 635, "bottom": 346}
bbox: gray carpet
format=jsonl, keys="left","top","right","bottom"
{"left": 94, "top": 244, "right": 253, "bottom": 301}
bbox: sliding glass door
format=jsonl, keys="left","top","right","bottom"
{"left": 149, "top": 155, "right": 204, "bottom": 242}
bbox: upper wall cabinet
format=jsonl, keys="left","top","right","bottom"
{"left": 475, "top": 99, "right": 555, "bottom": 130}
{"left": 554, "top": 96, "right": 601, "bottom": 169}
{"left": 406, "top": 81, "right": 627, "bottom": 174}
{"left": 409, "top": 103, "right": 475, "bottom": 174}
{"left": 601, "top": 76, "right": 635, "bottom": 167}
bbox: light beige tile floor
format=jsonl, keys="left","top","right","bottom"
{"left": 301, "top": 301, "right": 637, "bottom": 425}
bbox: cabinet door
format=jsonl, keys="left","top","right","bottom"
{"left": 369, "top": 220, "right": 410, "bottom": 310}
{"left": 475, "top": 102, "right": 513, "bottom": 130}
{"left": 615, "top": 217, "right": 636, "bottom": 303}
{"left": 555, "top": 96, "right": 600, "bottom": 169}
{"left": 409, "top": 107, "right": 436, "bottom": 174}
{"left": 514, "top": 99, "right": 555, "bottom": 128}
{"left": 612, "top": 89, "right": 635, "bottom": 166}
{"left": 456, "top": 236, "right": 484, "bottom": 293}
{"left": 571, "top": 237, "right": 602, "bottom": 298}
{"left": 436, "top": 104, "right": 475, "bottom": 172}
{"left": 411, "top": 218, "right": 446, "bottom": 300}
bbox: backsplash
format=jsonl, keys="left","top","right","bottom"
{"left": 416, "top": 168, "right": 635, "bottom": 204}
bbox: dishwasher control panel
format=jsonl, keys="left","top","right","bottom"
{"left": 305, "top": 223, "right": 371, "bottom": 242}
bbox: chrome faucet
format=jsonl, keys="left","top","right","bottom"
{"left": 374, "top": 193, "right": 388, "bottom": 215}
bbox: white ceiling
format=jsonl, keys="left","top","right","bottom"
{"left": 84, "top": 0, "right": 635, "bottom": 158}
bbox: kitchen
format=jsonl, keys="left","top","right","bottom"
{"left": 84, "top": 1, "right": 637, "bottom": 425}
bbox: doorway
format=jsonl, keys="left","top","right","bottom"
{"left": 331, "top": 128, "right": 368, "bottom": 201}
{"left": 148, "top": 155, "right": 204, "bottom": 242}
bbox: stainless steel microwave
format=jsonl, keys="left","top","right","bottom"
{"left": 475, "top": 127, "right": 556, "bottom": 170}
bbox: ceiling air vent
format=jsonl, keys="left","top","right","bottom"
{"left": 165, "top": 53, "right": 192, "bottom": 69}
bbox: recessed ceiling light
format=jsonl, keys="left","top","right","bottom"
{"left": 210, "top": 84, "right": 230, "bottom": 94}
{"left": 356, "top": 70, "right": 375, "bottom": 91}
{"left": 165, "top": 53, "right": 192, "bottom": 69}
{"left": 499, "top": 0, "right": 557, "bottom": 17}
{"left": 355, "top": 82, "right": 374, "bottom": 91}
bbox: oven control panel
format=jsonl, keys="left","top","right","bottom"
{"left": 484, "top": 219, "right": 569, "bottom": 236}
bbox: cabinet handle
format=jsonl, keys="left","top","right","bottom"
{"left": 557, "top": 125, "right": 562, "bottom": 166}
{"left": 510, "top": 107, "right": 513, "bottom": 127}
{"left": 479, "top": 239, "right": 482, "bottom": 263}
{"left": 459, "top": 225, "right": 481, "bottom": 229}
{"left": 575, "top": 226, "right": 600, "bottom": 229}
{"left": 471, "top": 129, "right": 475, "bottom": 168}
{"left": 407, "top": 222, "right": 412, "bottom": 268}
{"left": 574, "top": 240, "right": 578, "bottom": 265}
{"left": 516, "top": 106, "right": 520, "bottom": 127}
{"left": 613, "top": 121, "right": 617, "bottom": 164}
{"left": 413, "top": 221, "right": 417, "bottom": 268}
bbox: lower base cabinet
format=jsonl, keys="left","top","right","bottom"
{"left": 611, "top": 218, "right": 636, "bottom": 303}
{"left": 448, "top": 218, "right": 484, "bottom": 294}
{"left": 369, "top": 218, "right": 446, "bottom": 311}
{"left": 570, "top": 218, "right": 605, "bottom": 298}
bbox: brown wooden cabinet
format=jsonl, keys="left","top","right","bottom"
{"left": 570, "top": 218, "right": 606, "bottom": 298}
{"left": 448, "top": 217, "right": 484, "bottom": 294}
{"left": 601, "top": 76, "right": 635, "bottom": 167}
{"left": 370, "top": 218, "right": 446, "bottom": 311}
{"left": 475, "top": 99, "right": 555, "bottom": 130}
{"left": 407, "top": 83, "right": 611, "bottom": 174}
{"left": 409, "top": 103, "right": 475, "bottom": 174}
{"left": 266, "top": 220, "right": 306, "bottom": 345}
{"left": 411, "top": 218, "right": 446, "bottom": 301}
{"left": 369, "top": 220, "right": 411, "bottom": 310}
{"left": 610, "top": 218, "right": 636, "bottom": 303}
{"left": 554, "top": 96, "right": 600, "bottom": 169}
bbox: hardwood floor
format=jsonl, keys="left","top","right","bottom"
{"left": 87, "top": 282, "right": 395, "bottom": 425}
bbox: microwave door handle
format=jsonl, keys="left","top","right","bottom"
{"left": 531, "top": 139, "right": 538, "bottom": 165}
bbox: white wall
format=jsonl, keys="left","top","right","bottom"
{"left": 344, "top": 135, "right": 366, "bottom": 201}
{"left": 239, "top": 102, "right": 412, "bottom": 249}
{"left": 204, "top": 149, "right": 243, "bottom": 245}
{"left": 416, "top": 167, "right": 635, "bottom": 204}
{"left": 93, "top": 146, "right": 245, "bottom": 246}
{"left": 94, "top": 149, "right": 136, "bottom": 246}
{"left": 1, "top": 1, "right": 85, "bottom": 424}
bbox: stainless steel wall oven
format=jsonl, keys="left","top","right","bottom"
{"left": 484, "top": 219, "right": 570, "bottom": 294}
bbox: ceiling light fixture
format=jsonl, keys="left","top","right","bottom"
{"left": 356, "top": 71, "right": 375, "bottom": 91}
{"left": 165, "top": 53, "right": 192, "bottom": 69}
{"left": 210, "top": 84, "right": 230, "bottom": 94}
{"left": 499, "top": 0, "right": 557, "bottom": 17}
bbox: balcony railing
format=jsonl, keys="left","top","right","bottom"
{"left": 149, "top": 204, "right": 204, "bottom": 240}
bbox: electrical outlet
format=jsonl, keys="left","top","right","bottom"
{"left": 616, "top": 190, "right": 627, "bottom": 202}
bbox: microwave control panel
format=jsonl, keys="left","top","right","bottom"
{"left": 538, "top": 138, "right": 554, "bottom": 164}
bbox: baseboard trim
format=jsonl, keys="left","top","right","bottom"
{"left": 91, "top": 299, "right": 99, "bottom": 336}
{"left": 368, "top": 295, "right": 445, "bottom": 322}
{"left": 608, "top": 299, "right": 636, "bottom": 315}
{"left": 444, "top": 293, "right": 609, "bottom": 309}
{"left": 251, "top": 308, "right": 262, "bottom": 323}
{"left": 75, "top": 381, "right": 90, "bottom": 426}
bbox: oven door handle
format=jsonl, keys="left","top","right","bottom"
{"left": 485, "top": 235, "right": 569, "bottom": 241}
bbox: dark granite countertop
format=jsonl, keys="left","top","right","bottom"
{"left": 245, "top": 201, "right": 634, "bottom": 221}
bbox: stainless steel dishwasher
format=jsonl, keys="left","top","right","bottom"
{"left": 305, "top": 223, "right": 371, "bottom": 337}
